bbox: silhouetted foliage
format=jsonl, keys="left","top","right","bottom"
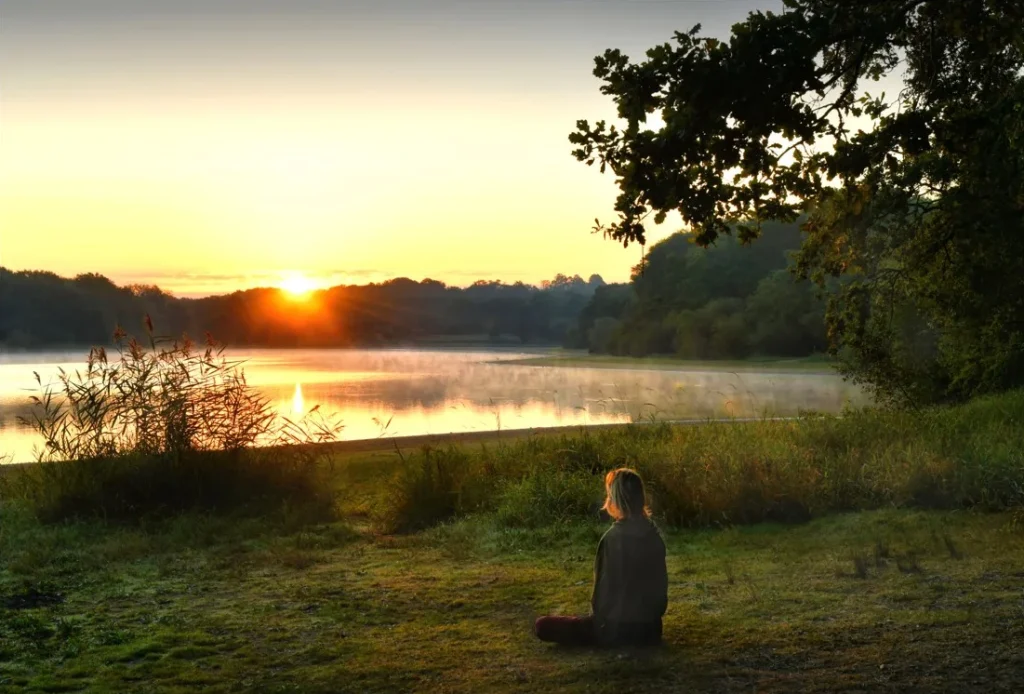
{"left": 570, "top": 221, "right": 827, "bottom": 358}
{"left": 0, "top": 271, "right": 604, "bottom": 349}
{"left": 571, "top": 0, "right": 1024, "bottom": 404}
{"left": 7, "top": 326, "right": 342, "bottom": 521}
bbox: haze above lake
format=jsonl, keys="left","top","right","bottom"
{"left": 0, "top": 349, "right": 866, "bottom": 463}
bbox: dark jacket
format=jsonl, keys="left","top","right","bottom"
{"left": 591, "top": 516, "right": 668, "bottom": 645}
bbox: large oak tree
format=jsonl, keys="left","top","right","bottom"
{"left": 571, "top": 0, "right": 1024, "bottom": 405}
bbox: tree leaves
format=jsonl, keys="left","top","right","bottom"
{"left": 572, "top": 0, "right": 1024, "bottom": 405}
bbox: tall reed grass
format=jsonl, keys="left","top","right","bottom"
{"left": 2, "top": 323, "right": 343, "bottom": 522}
{"left": 375, "top": 391, "right": 1024, "bottom": 532}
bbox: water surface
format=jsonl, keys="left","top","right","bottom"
{"left": 0, "top": 348, "right": 865, "bottom": 463}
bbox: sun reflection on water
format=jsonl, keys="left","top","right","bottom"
{"left": 0, "top": 349, "right": 866, "bottom": 463}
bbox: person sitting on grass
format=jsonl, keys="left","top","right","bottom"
{"left": 534, "top": 467, "right": 668, "bottom": 648}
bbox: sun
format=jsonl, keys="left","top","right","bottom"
{"left": 278, "top": 273, "right": 317, "bottom": 299}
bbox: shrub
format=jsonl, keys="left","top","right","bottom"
{"left": 3, "top": 449, "right": 339, "bottom": 522}
{"left": 495, "top": 470, "right": 602, "bottom": 528}
{"left": 371, "top": 391, "right": 1024, "bottom": 533}
{"left": 6, "top": 323, "right": 342, "bottom": 522}
{"left": 375, "top": 445, "right": 477, "bottom": 534}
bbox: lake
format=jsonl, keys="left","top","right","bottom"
{"left": 0, "top": 348, "right": 866, "bottom": 463}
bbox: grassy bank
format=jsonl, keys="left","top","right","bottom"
{"left": 2, "top": 508, "right": 1023, "bottom": 693}
{"left": 506, "top": 353, "right": 835, "bottom": 373}
{"left": 363, "top": 389, "right": 1024, "bottom": 532}
{"left": 4, "top": 390, "right": 1024, "bottom": 692}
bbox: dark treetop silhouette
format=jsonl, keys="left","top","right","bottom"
{"left": 2, "top": 224, "right": 833, "bottom": 362}
{"left": 571, "top": 0, "right": 1024, "bottom": 405}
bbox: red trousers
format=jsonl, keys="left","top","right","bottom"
{"left": 534, "top": 615, "right": 663, "bottom": 648}
{"left": 534, "top": 615, "right": 596, "bottom": 647}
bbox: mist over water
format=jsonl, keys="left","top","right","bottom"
{"left": 0, "top": 349, "right": 866, "bottom": 463}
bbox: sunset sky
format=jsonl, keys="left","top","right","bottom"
{"left": 1, "top": 0, "right": 782, "bottom": 297}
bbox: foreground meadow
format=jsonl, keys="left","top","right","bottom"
{"left": 3, "top": 389, "right": 1024, "bottom": 692}
{"left": 2, "top": 507, "right": 1023, "bottom": 693}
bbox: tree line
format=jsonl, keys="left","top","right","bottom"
{"left": 566, "top": 221, "right": 827, "bottom": 359}
{"left": 2, "top": 239, "right": 831, "bottom": 358}
{"left": 2, "top": 229, "right": 830, "bottom": 356}
{"left": 0, "top": 270, "right": 605, "bottom": 349}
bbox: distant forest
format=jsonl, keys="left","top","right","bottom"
{"left": 1, "top": 222, "right": 825, "bottom": 357}
{"left": 567, "top": 221, "right": 826, "bottom": 359}
{"left": 0, "top": 271, "right": 604, "bottom": 349}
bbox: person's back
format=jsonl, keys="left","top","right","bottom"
{"left": 534, "top": 467, "right": 668, "bottom": 648}
{"left": 591, "top": 515, "right": 667, "bottom": 645}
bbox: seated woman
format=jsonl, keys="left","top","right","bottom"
{"left": 534, "top": 467, "right": 668, "bottom": 648}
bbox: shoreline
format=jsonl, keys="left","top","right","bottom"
{"left": 497, "top": 354, "right": 838, "bottom": 375}
{"left": 1, "top": 349, "right": 842, "bottom": 466}
{"left": 316, "top": 415, "right": 801, "bottom": 453}
{"left": 0, "top": 417, "right": 799, "bottom": 468}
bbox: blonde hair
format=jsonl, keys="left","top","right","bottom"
{"left": 601, "top": 468, "right": 650, "bottom": 520}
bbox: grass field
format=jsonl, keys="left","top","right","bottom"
{"left": 2, "top": 503, "right": 1023, "bottom": 693}
{"left": 4, "top": 390, "right": 1024, "bottom": 692}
